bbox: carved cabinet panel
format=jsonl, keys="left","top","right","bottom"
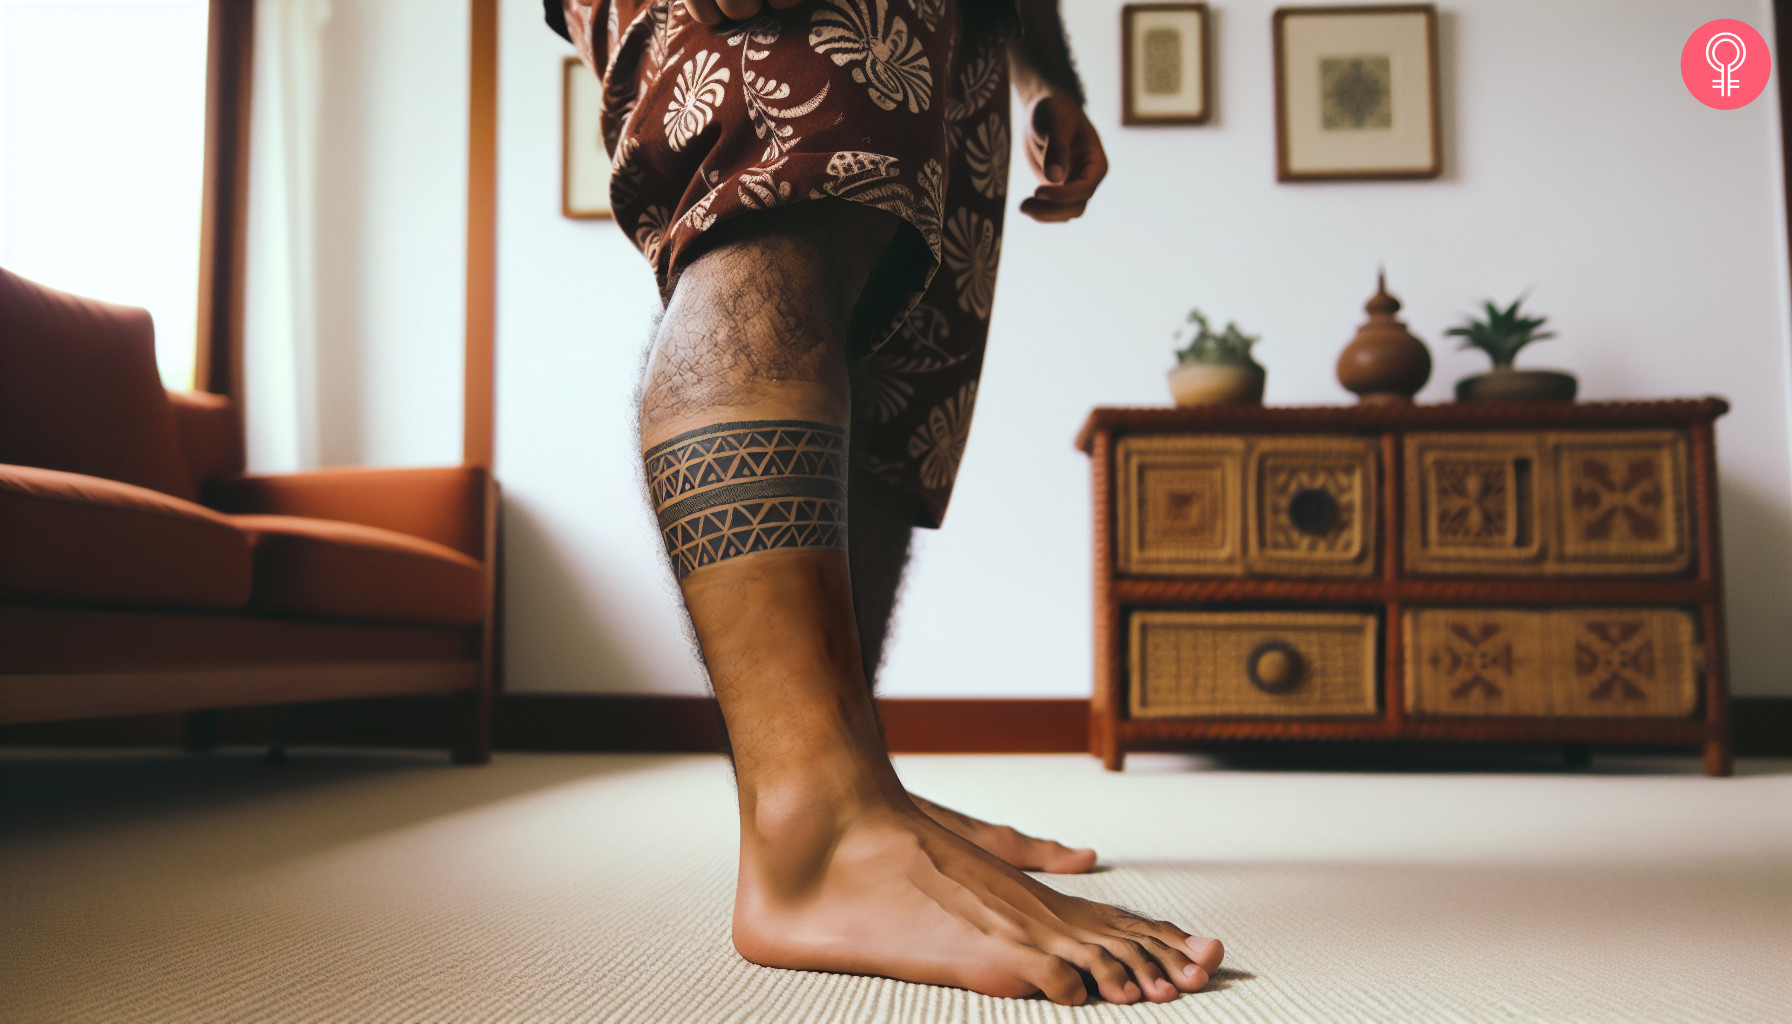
{"left": 1130, "top": 611, "right": 1379, "bottom": 718}
{"left": 1247, "top": 437, "right": 1378, "bottom": 577}
{"left": 1553, "top": 432, "right": 1690, "bottom": 573}
{"left": 1405, "top": 607, "right": 1700, "bottom": 718}
{"left": 1405, "top": 434, "right": 1543, "bottom": 572}
{"left": 1115, "top": 437, "right": 1245, "bottom": 575}
{"left": 1405, "top": 430, "right": 1691, "bottom": 576}
{"left": 1117, "top": 435, "right": 1378, "bottom": 577}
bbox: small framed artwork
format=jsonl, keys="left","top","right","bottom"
{"left": 562, "top": 56, "right": 613, "bottom": 218}
{"left": 1121, "top": 3, "right": 1211, "bottom": 126}
{"left": 1273, "top": 4, "right": 1441, "bottom": 182}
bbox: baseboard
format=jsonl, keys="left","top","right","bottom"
{"left": 3, "top": 694, "right": 1787, "bottom": 757}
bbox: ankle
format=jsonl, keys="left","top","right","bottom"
{"left": 742, "top": 762, "right": 908, "bottom": 839}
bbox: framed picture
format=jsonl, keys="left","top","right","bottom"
{"left": 1273, "top": 4, "right": 1441, "bottom": 182}
{"left": 562, "top": 56, "right": 613, "bottom": 218}
{"left": 1121, "top": 3, "right": 1211, "bottom": 126}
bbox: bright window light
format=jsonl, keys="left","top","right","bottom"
{"left": 0, "top": 0, "right": 211, "bottom": 390}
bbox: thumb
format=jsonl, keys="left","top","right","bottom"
{"left": 1030, "top": 96, "right": 1071, "bottom": 184}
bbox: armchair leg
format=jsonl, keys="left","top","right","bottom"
{"left": 450, "top": 687, "right": 490, "bottom": 764}
{"left": 181, "top": 710, "right": 218, "bottom": 753}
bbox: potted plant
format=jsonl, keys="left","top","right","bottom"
{"left": 1168, "top": 309, "right": 1266, "bottom": 406}
{"left": 1448, "top": 297, "right": 1577, "bottom": 401}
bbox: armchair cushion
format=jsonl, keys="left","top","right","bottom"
{"left": 0, "top": 463, "right": 253, "bottom": 610}
{"left": 0, "top": 267, "right": 197, "bottom": 500}
{"left": 230, "top": 515, "right": 486, "bottom": 627}
{"left": 206, "top": 465, "right": 490, "bottom": 560}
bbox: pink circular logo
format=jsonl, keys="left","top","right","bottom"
{"left": 1682, "top": 20, "right": 1770, "bottom": 109}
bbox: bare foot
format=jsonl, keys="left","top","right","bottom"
{"left": 909, "top": 794, "right": 1099, "bottom": 874}
{"left": 735, "top": 791, "right": 1225, "bottom": 1004}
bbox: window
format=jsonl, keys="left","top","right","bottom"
{"left": 0, "top": 0, "right": 211, "bottom": 389}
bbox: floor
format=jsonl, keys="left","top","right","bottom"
{"left": 2, "top": 749, "right": 1788, "bottom": 1024}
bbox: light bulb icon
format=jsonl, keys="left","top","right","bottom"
{"left": 1707, "top": 31, "right": 1747, "bottom": 97}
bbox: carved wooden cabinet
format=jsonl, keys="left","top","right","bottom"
{"left": 1078, "top": 400, "right": 1732, "bottom": 775}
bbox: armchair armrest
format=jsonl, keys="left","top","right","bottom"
{"left": 205, "top": 465, "right": 494, "bottom": 561}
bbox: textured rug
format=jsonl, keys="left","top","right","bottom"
{"left": 2, "top": 750, "right": 1788, "bottom": 1023}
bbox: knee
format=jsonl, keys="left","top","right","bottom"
{"left": 672, "top": 202, "right": 901, "bottom": 333}
{"left": 643, "top": 203, "right": 905, "bottom": 421}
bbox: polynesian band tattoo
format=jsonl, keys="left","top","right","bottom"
{"left": 644, "top": 420, "right": 848, "bottom": 579}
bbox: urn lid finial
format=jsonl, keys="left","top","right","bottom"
{"left": 1336, "top": 269, "right": 1431, "bottom": 404}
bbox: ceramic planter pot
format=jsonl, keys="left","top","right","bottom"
{"left": 1168, "top": 360, "right": 1266, "bottom": 406}
{"left": 1455, "top": 367, "right": 1578, "bottom": 402}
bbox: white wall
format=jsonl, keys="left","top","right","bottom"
{"left": 312, "top": 0, "right": 469, "bottom": 468}
{"left": 492, "top": 0, "right": 1792, "bottom": 697}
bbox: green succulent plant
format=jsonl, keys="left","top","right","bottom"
{"left": 1447, "top": 296, "right": 1555, "bottom": 369}
{"left": 1173, "top": 309, "right": 1260, "bottom": 366}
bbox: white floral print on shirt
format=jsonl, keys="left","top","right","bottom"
{"left": 809, "top": 0, "right": 933, "bottom": 113}
{"left": 664, "top": 50, "right": 729, "bottom": 152}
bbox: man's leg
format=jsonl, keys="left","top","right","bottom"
{"left": 642, "top": 202, "right": 1221, "bottom": 1004}
{"left": 844, "top": 461, "right": 1100, "bottom": 874}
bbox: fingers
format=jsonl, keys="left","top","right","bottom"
{"left": 1027, "top": 94, "right": 1075, "bottom": 185}
{"left": 1019, "top": 196, "right": 1088, "bottom": 223}
{"left": 1022, "top": 93, "right": 1109, "bottom": 224}
{"left": 766, "top": 0, "right": 805, "bottom": 8}
{"left": 681, "top": 0, "right": 726, "bottom": 23}
{"left": 714, "top": 0, "right": 763, "bottom": 18}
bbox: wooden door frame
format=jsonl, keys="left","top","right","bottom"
{"left": 194, "top": 0, "right": 255, "bottom": 402}
{"left": 465, "top": 0, "right": 499, "bottom": 468}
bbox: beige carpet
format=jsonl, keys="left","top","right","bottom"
{"left": 2, "top": 750, "right": 1788, "bottom": 1023}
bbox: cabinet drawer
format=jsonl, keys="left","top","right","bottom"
{"left": 1405, "top": 430, "right": 1691, "bottom": 576}
{"left": 1247, "top": 437, "right": 1378, "bottom": 577}
{"left": 1129, "top": 611, "right": 1379, "bottom": 718}
{"left": 1405, "top": 607, "right": 1699, "bottom": 717}
{"left": 1405, "top": 433, "right": 1545, "bottom": 572}
{"left": 1115, "top": 437, "right": 1246, "bottom": 575}
{"left": 1553, "top": 432, "right": 1690, "bottom": 572}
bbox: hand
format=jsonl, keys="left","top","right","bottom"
{"left": 680, "top": 0, "right": 805, "bottom": 25}
{"left": 1020, "top": 89, "right": 1108, "bottom": 223}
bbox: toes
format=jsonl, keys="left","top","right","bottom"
{"left": 1108, "top": 909, "right": 1225, "bottom": 973}
{"left": 1037, "top": 841, "right": 1099, "bottom": 874}
{"left": 1011, "top": 952, "right": 1087, "bottom": 1006}
{"left": 1055, "top": 941, "right": 1142, "bottom": 1004}
{"left": 1094, "top": 935, "right": 1180, "bottom": 1003}
{"left": 1185, "top": 936, "right": 1225, "bottom": 972}
{"left": 1133, "top": 934, "right": 1209, "bottom": 993}
{"left": 1000, "top": 827, "right": 1097, "bottom": 874}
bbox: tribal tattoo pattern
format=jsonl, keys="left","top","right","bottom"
{"left": 645, "top": 420, "right": 848, "bottom": 578}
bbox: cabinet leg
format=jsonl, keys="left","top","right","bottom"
{"left": 1703, "top": 738, "right": 1732, "bottom": 777}
{"left": 1102, "top": 745, "right": 1125, "bottom": 772}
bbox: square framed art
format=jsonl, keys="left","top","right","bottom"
{"left": 562, "top": 56, "right": 613, "bottom": 218}
{"left": 1121, "top": 3, "right": 1211, "bottom": 126}
{"left": 1273, "top": 4, "right": 1441, "bottom": 181}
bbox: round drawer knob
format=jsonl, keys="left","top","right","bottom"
{"left": 1287, "top": 487, "right": 1339, "bottom": 536}
{"left": 1247, "top": 641, "right": 1304, "bottom": 694}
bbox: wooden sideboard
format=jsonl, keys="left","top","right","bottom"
{"left": 1076, "top": 399, "right": 1732, "bottom": 775}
